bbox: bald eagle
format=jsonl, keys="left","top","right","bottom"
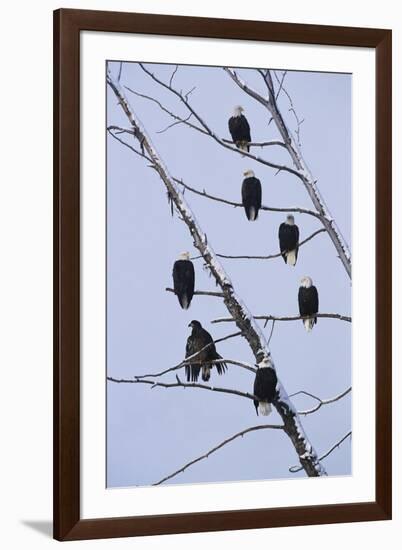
{"left": 228, "top": 106, "right": 251, "bottom": 152}
{"left": 279, "top": 215, "right": 300, "bottom": 266}
{"left": 241, "top": 170, "right": 262, "bottom": 221}
{"left": 298, "top": 276, "right": 319, "bottom": 331}
{"left": 253, "top": 358, "right": 278, "bottom": 416}
{"left": 185, "top": 320, "right": 227, "bottom": 382}
{"left": 172, "top": 252, "right": 195, "bottom": 310}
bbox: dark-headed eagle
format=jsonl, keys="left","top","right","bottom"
{"left": 172, "top": 252, "right": 195, "bottom": 310}
{"left": 241, "top": 170, "right": 262, "bottom": 221}
{"left": 253, "top": 358, "right": 278, "bottom": 416}
{"left": 185, "top": 320, "right": 227, "bottom": 382}
{"left": 228, "top": 106, "right": 251, "bottom": 152}
{"left": 298, "top": 276, "right": 319, "bottom": 331}
{"left": 278, "top": 215, "right": 300, "bottom": 266}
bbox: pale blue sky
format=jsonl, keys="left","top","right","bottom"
{"left": 106, "top": 61, "right": 351, "bottom": 488}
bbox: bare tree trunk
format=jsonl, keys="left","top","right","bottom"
{"left": 107, "top": 71, "right": 327, "bottom": 477}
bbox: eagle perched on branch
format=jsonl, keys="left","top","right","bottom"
{"left": 185, "top": 320, "right": 227, "bottom": 382}
{"left": 228, "top": 105, "right": 251, "bottom": 152}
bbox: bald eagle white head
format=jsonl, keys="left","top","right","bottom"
{"left": 243, "top": 169, "right": 255, "bottom": 178}
{"left": 286, "top": 214, "right": 295, "bottom": 225}
{"left": 229, "top": 106, "right": 251, "bottom": 153}
{"left": 172, "top": 253, "right": 195, "bottom": 310}
{"left": 233, "top": 105, "right": 244, "bottom": 116}
{"left": 298, "top": 277, "right": 319, "bottom": 332}
{"left": 300, "top": 276, "right": 313, "bottom": 288}
{"left": 253, "top": 357, "right": 277, "bottom": 416}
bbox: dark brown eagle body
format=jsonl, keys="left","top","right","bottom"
{"left": 185, "top": 321, "right": 227, "bottom": 382}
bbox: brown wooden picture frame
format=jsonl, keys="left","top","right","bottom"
{"left": 53, "top": 8, "right": 392, "bottom": 541}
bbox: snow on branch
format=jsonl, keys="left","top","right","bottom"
{"left": 153, "top": 424, "right": 284, "bottom": 486}
{"left": 224, "top": 67, "right": 352, "bottom": 279}
{"left": 212, "top": 313, "right": 352, "bottom": 324}
{"left": 289, "top": 431, "right": 352, "bottom": 473}
{"left": 290, "top": 387, "right": 352, "bottom": 416}
{"left": 107, "top": 68, "right": 326, "bottom": 477}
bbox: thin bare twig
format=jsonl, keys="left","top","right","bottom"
{"left": 289, "top": 432, "right": 352, "bottom": 473}
{"left": 267, "top": 320, "right": 276, "bottom": 344}
{"left": 275, "top": 70, "right": 288, "bottom": 100}
{"left": 212, "top": 313, "right": 352, "bottom": 324}
{"left": 153, "top": 424, "right": 284, "bottom": 485}
{"left": 169, "top": 64, "right": 179, "bottom": 87}
{"left": 273, "top": 70, "right": 304, "bottom": 146}
{"left": 290, "top": 387, "right": 352, "bottom": 416}
{"left": 117, "top": 61, "right": 123, "bottom": 82}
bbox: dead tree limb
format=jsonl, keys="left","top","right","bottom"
{"left": 153, "top": 424, "right": 284, "bottom": 486}
{"left": 107, "top": 70, "right": 327, "bottom": 477}
{"left": 291, "top": 387, "right": 352, "bottom": 416}
{"left": 212, "top": 313, "right": 352, "bottom": 324}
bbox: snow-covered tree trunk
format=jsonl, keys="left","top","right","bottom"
{"left": 107, "top": 71, "right": 327, "bottom": 477}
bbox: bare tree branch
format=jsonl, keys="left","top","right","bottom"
{"left": 275, "top": 70, "right": 287, "bottom": 100}
{"left": 193, "top": 229, "right": 326, "bottom": 261}
{"left": 176, "top": 179, "right": 325, "bottom": 221}
{"left": 107, "top": 376, "right": 258, "bottom": 401}
{"left": 106, "top": 129, "right": 321, "bottom": 225}
{"left": 290, "top": 387, "right": 352, "bottom": 416}
{"left": 107, "top": 70, "right": 327, "bottom": 477}
{"left": 137, "top": 63, "right": 303, "bottom": 179}
{"left": 267, "top": 320, "right": 276, "bottom": 344}
{"left": 153, "top": 424, "right": 284, "bottom": 486}
{"left": 224, "top": 67, "right": 352, "bottom": 279}
{"left": 169, "top": 64, "right": 179, "bottom": 87}
{"left": 212, "top": 313, "right": 352, "bottom": 324}
{"left": 273, "top": 70, "right": 304, "bottom": 146}
{"left": 165, "top": 287, "right": 223, "bottom": 298}
{"left": 289, "top": 431, "right": 352, "bottom": 473}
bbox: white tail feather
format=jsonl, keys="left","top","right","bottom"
{"left": 248, "top": 207, "right": 257, "bottom": 221}
{"left": 286, "top": 249, "right": 296, "bottom": 266}
{"left": 258, "top": 402, "right": 272, "bottom": 416}
{"left": 181, "top": 295, "right": 189, "bottom": 310}
{"left": 303, "top": 318, "right": 314, "bottom": 332}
